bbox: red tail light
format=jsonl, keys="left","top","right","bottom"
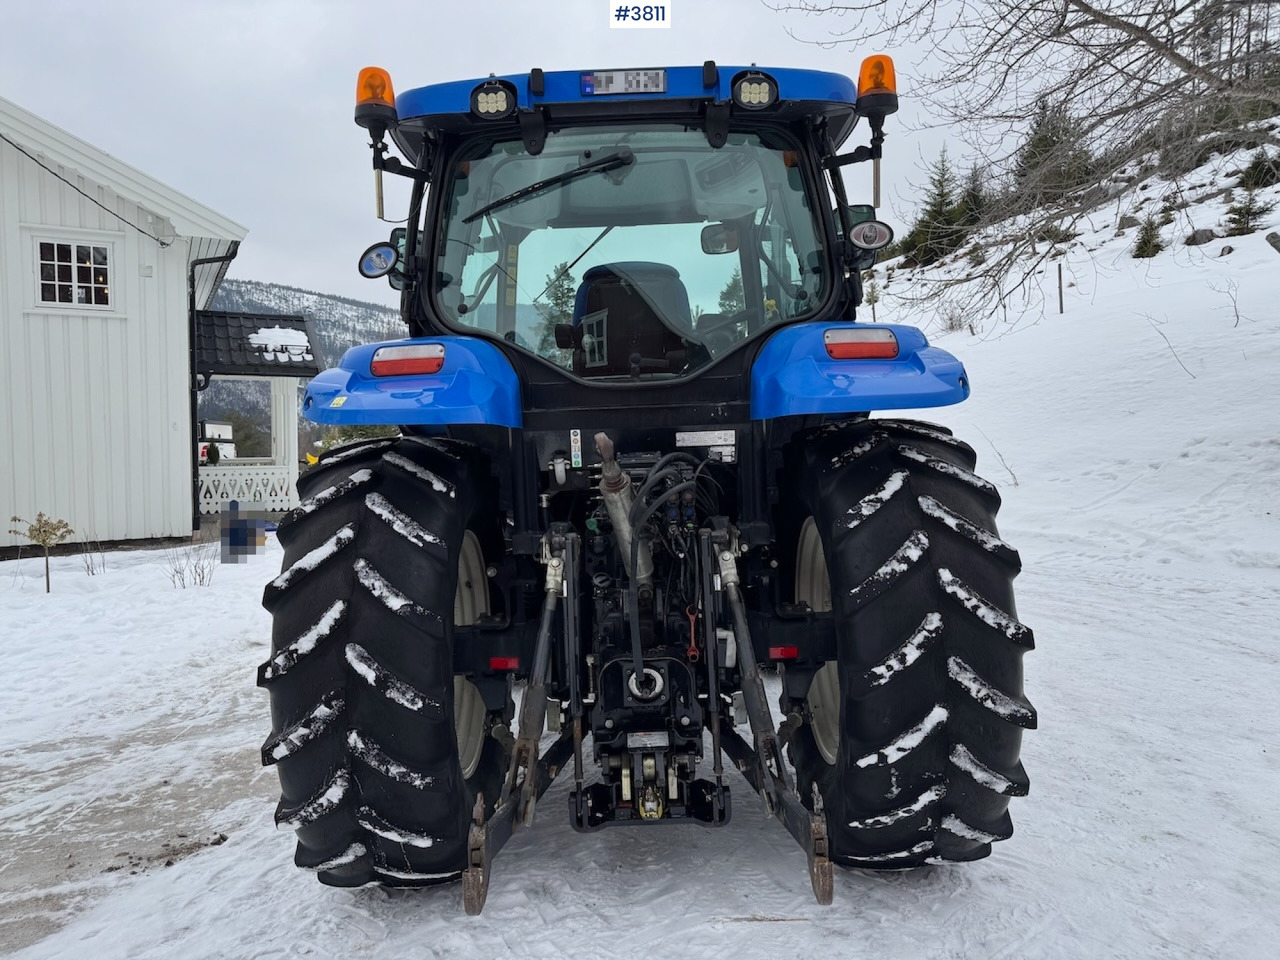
{"left": 370, "top": 343, "right": 445, "bottom": 377}
{"left": 824, "top": 327, "right": 898, "bottom": 360}
{"left": 489, "top": 656, "right": 520, "bottom": 672}
{"left": 768, "top": 645, "right": 800, "bottom": 661}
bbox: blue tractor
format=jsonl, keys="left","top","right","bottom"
{"left": 258, "top": 59, "right": 1036, "bottom": 913}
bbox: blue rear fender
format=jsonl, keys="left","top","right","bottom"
{"left": 750, "top": 322, "right": 969, "bottom": 420}
{"left": 302, "top": 336, "right": 522, "bottom": 428}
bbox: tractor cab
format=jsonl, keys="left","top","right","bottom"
{"left": 352, "top": 63, "right": 899, "bottom": 384}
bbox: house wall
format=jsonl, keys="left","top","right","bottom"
{"left": 0, "top": 145, "right": 197, "bottom": 546}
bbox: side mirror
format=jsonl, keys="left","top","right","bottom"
{"left": 701, "top": 223, "right": 740, "bottom": 255}
{"left": 848, "top": 219, "right": 895, "bottom": 251}
{"left": 358, "top": 241, "right": 399, "bottom": 279}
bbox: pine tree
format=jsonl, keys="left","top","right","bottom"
{"left": 535, "top": 262, "right": 577, "bottom": 364}
{"left": 1133, "top": 215, "right": 1165, "bottom": 258}
{"left": 1239, "top": 149, "right": 1280, "bottom": 190}
{"left": 206, "top": 440, "right": 221, "bottom": 466}
{"left": 1225, "top": 187, "right": 1277, "bottom": 235}
{"left": 718, "top": 268, "right": 745, "bottom": 315}
{"left": 901, "top": 147, "right": 967, "bottom": 266}
{"left": 957, "top": 166, "right": 986, "bottom": 227}
{"left": 1013, "top": 101, "right": 1094, "bottom": 206}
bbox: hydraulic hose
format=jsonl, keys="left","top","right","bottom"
{"left": 625, "top": 479, "right": 699, "bottom": 698}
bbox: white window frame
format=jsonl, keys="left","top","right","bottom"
{"left": 33, "top": 232, "right": 116, "bottom": 308}
{"left": 25, "top": 230, "right": 123, "bottom": 314}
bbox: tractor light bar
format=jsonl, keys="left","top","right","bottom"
{"left": 824, "top": 327, "right": 899, "bottom": 360}
{"left": 471, "top": 81, "right": 517, "bottom": 120}
{"left": 732, "top": 71, "right": 777, "bottom": 110}
{"left": 489, "top": 656, "right": 520, "bottom": 672}
{"left": 370, "top": 343, "right": 445, "bottom": 377}
{"left": 768, "top": 645, "right": 800, "bottom": 660}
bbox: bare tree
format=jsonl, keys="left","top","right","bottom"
{"left": 772, "top": 0, "right": 1280, "bottom": 308}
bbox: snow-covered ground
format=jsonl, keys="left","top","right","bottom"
{"left": 3, "top": 177, "right": 1280, "bottom": 958}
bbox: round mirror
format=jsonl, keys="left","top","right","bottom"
{"left": 848, "top": 220, "right": 894, "bottom": 251}
{"left": 358, "top": 242, "right": 399, "bottom": 279}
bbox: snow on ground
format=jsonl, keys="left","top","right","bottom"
{"left": 4, "top": 173, "right": 1280, "bottom": 958}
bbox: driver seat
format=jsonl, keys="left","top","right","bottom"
{"left": 570, "top": 262, "right": 694, "bottom": 376}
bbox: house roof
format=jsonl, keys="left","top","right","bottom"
{"left": 196, "top": 311, "right": 320, "bottom": 379}
{"left": 0, "top": 95, "right": 247, "bottom": 244}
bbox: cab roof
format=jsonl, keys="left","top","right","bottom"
{"left": 390, "top": 65, "right": 862, "bottom": 163}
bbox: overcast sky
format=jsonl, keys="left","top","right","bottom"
{"left": 1, "top": 0, "right": 945, "bottom": 306}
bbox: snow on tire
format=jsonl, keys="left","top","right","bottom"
{"left": 258, "top": 436, "right": 507, "bottom": 886}
{"left": 784, "top": 419, "right": 1035, "bottom": 867}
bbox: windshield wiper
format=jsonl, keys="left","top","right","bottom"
{"left": 462, "top": 147, "right": 635, "bottom": 224}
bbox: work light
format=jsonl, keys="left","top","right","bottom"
{"left": 471, "top": 81, "right": 517, "bottom": 119}
{"left": 732, "top": 72, "right": 777, "bottom": 110}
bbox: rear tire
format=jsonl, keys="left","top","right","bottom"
{"left": 783, "top": 419, "right": 1035, "bottom": 867}
{"left": 258, "top": 435, "right": 508, "bottom": 886}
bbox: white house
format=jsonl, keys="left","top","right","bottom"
{"left": 0, "top": 95, "right": 312, "bottom": 552}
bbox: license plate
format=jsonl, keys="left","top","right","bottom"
{"left": 581, "top": 69, "right": 667, "bottom": 96}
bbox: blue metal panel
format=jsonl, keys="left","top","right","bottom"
{"left": 302, "top": 336, "right": 522, "bottom": 428}
{"left": 397, "top": 66, "right": 857, "bottom": 119}
{"left": 750, "top": 323, "right": 970, "bottom": 420}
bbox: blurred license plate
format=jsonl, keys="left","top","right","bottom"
{"left": 582, "top": 69, "right": 667, "bottom": 95}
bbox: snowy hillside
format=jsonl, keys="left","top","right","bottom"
{"left": 2, "top": 156, "right": 1278, "bottom": 959}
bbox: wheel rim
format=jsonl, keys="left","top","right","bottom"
{"left": 454, "top": 531, "right": 489, "bottom": 780}
{"left": 795, "top": 517, "right": 839, "bottom": 766}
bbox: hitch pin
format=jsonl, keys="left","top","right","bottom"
{"left": 685, "top": 605, "right": 699, "bottom": 662}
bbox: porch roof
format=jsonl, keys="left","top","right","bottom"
{"left": 196, "top": 310, "right": 321, "bottom": 379}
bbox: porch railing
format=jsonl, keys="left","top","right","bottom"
{"left": 198, "top": 465, "right": 298, "bottom": 514}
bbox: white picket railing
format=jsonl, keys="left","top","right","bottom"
{"left": 198, "top": 465, "right": 298, "bottom": 514}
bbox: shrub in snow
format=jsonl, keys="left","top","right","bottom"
{"left": 1225, "top": 188, "right": 1277, "bottom": 236}
{"left": 8, "top": 512, "right": 74, "bottom": 593}
{"left": 80, "top": 539, "right": 106, "bottom": 576}
{"left": 163, "top": 539, "right": 218, "bottom": 588}
{"left": 1133, "top": 216, "right": 1165, "bottom": 258}
{"left": 940, "top": 303, "right": 968, "bottom": 333}
{"left": 206, "top": 441, "right": 221, "bottom": 466}
{"left": 1238, "top": 149, "right": 1280, "bottom": 191}
{"left": 1036, "top": 223, "right": 1077, "bottom": 245}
